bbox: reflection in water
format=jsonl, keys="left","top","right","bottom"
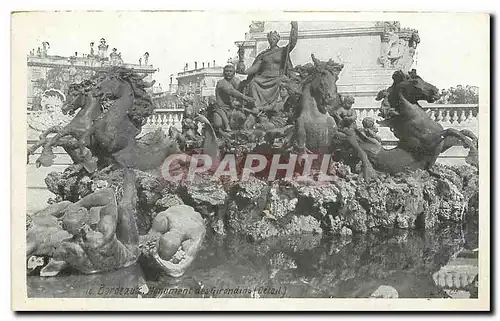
{"left": 28, "top": 223, "right": 478, "bottom": 299}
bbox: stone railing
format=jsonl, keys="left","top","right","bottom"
{"left": 26, "top": 103, "right": 478, "bottom": 167}
{"left": 27, "top": 55, "right": 157, "bottom": 73}
{"left": 27, "top": 103, "right": 478, "bottom": 138}
{"left": 141, "top": 108, "right": 184, "bottom": 134}
{"left": 141, "top": 103, "right": 479, "bottom": 136}
{"left": 355, "top": 103, "right": 479, "bottom": 131}
{"left": 420, "top": 104, "right": 479, "bottom": 128}
{"left": 355, "top": 103, "right": 479, "bottom": 166}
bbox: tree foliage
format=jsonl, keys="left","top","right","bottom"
{"left": 436, "top": 85, "right": 479, "bottom": 104}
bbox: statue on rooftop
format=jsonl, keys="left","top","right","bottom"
{"left": 110, "top": 48, "right": 121, "bottom": 66}
{"left": 98, "top": 38, "right": 109, "bottom": 59}
{"left": 41, "top": 42, "right": 50, "bottom": 57}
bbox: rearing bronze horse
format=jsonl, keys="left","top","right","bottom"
{"left": 27, "top": 79, "right": 102, "bottom": 171}
{"left": 79, "top": 67, "right": 179, "bottom": 171}
{"left": 354, "top": 70, "right": 478, "bottom": 174}
{"left": 288, "top": 54, "right": 377, "bottom": 180}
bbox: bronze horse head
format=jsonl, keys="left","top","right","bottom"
{"left": 389, "top": 69, "right": 440, "bottom": 105}
{"left": 299, "top": 54, "right": 345, "bottom": 113}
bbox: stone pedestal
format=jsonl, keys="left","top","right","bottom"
{"left": 337, "top": 67, "right": 396, "bottom": 108}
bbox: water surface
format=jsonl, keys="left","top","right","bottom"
{"left": 27, "top": 223, "right": 478, "bottom": 298}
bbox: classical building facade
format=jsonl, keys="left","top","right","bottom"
{"left": 27, "top": 39, "right": 157, "bottom": 140}
{"left": 27, "top": 39, "right": 157, "bottom": 111}
{"left": 175, "top": 61, "right": 222, "bottom": 98}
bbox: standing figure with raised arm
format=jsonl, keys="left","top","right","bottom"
{"left": 236, "top": 21, "right": 298, "bottom": 108}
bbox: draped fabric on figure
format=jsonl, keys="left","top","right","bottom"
{"left": 245, "top": 45, "right": 295, "bottom": 106}
{"left": 239, "top": 21, "right": 298, "bottom": 108}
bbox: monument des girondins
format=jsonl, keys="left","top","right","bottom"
{"left": 25, "top": 20, "right": 479, "bottom": 300}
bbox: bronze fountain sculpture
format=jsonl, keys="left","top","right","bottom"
{"left": 26, "top": 22, "right": 478, "bottom": 284}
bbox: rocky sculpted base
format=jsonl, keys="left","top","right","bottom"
{"left": 43, "top": 162, "right": 478, "bottom": 242}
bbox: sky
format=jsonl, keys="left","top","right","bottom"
{"left": 14, "top": 11, "right": 489, "bottom": 91}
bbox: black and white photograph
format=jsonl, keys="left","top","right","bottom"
{"left": 11, "top": 10, "right": 490, "bottom": 311}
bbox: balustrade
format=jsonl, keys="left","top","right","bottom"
{"left": 25, "top": 103, "right": 480, "bottom": 168}
{"left": 354, "top": 103, "right": 479, "bottom": 133}
{"left": 26, "top": 103, "right": 479, "bottom": 151}
{"left": 142, "top": 104, "right": 478, "bottom": 137}
{"left": 142, "top": 108, "right": 183, "bottom": 134}
{"left": 422, "top": 104, "right": 478, "bottom": 129}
